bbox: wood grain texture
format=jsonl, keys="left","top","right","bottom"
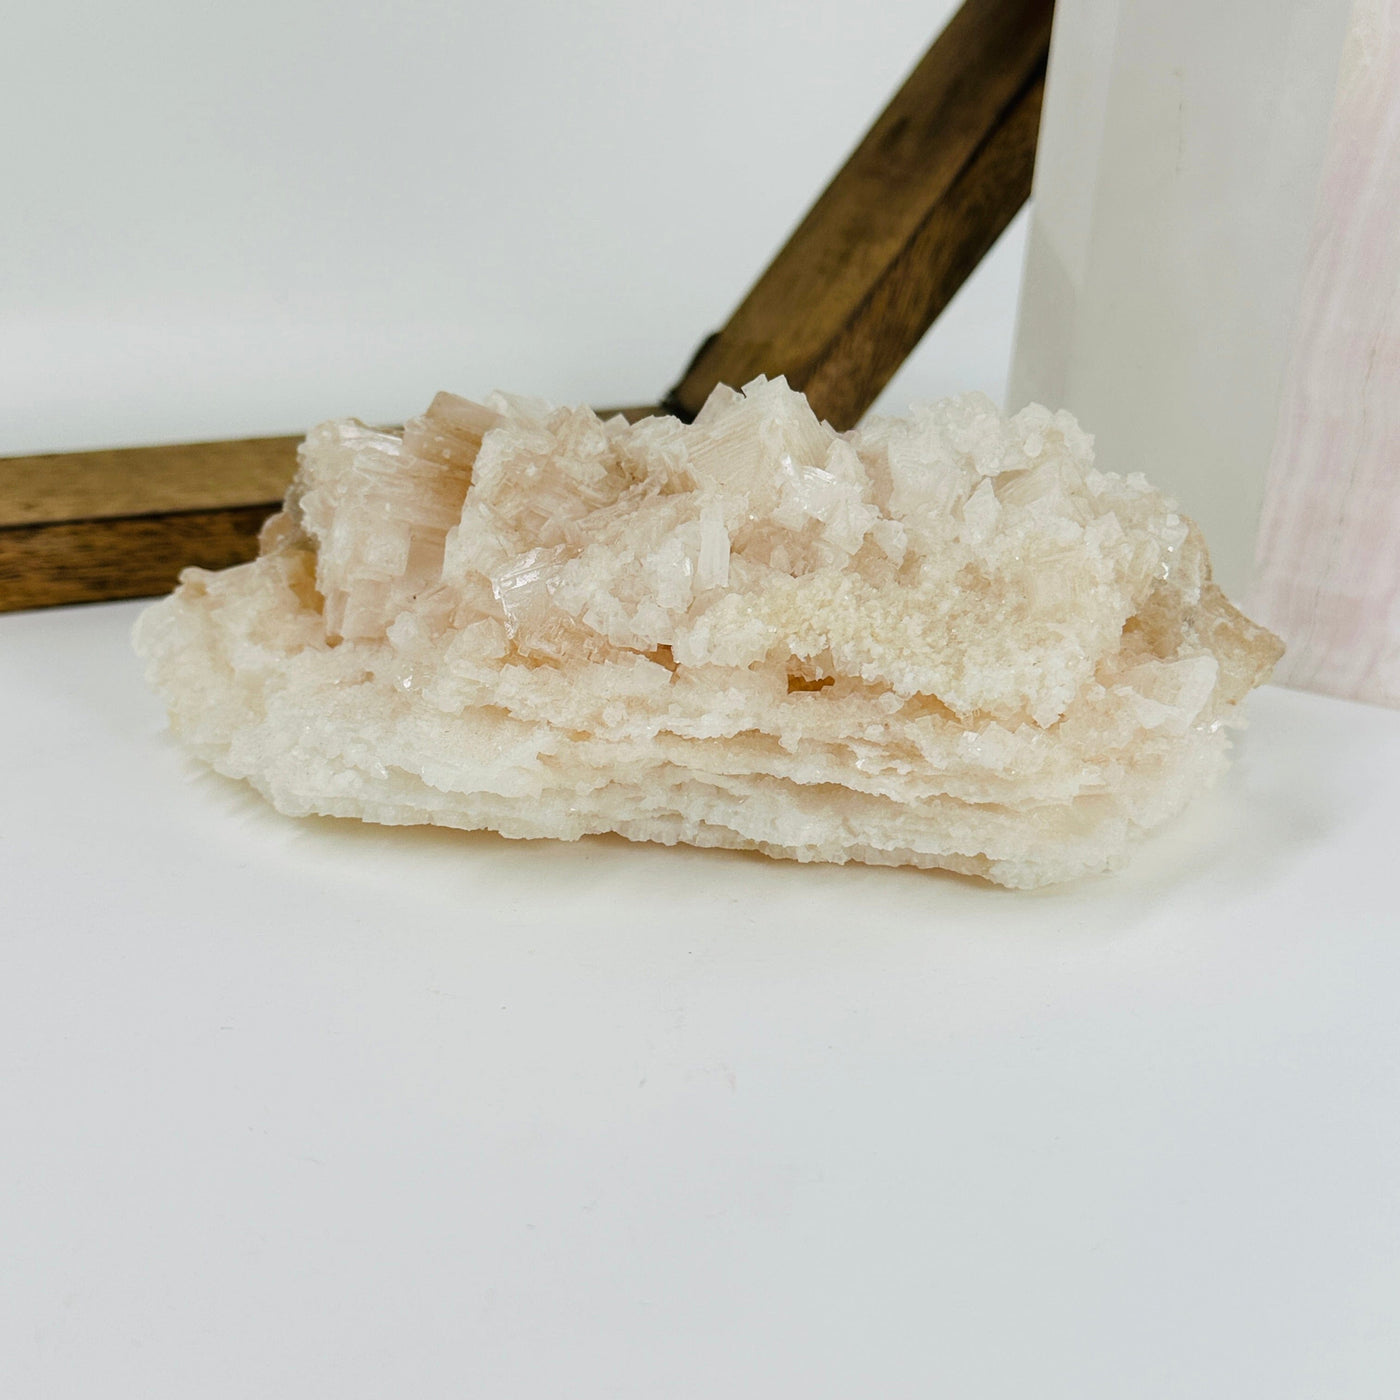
{"left": 0, "top": 436, "right": 301, "bottom": 528}
{"left": 798, "top": 71, "right": 1043, "bottom": 429}
{"left": 0, "top": 506, "right": 275, "bottom": 612}
{"left": 667, "top": 0, "right": 1053, "bottom": 428}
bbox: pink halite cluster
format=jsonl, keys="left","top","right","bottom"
{"left": 135, "top": 377, "right": 1282, "bottom": 887}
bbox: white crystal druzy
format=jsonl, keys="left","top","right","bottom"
{"left": 134, "top": 378, "right": 1282, "bottom": 888}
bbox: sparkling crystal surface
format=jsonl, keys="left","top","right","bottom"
{"left": 134, "top": 378, "right": 1282, "bottom": 888}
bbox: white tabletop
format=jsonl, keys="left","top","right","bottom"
{"left": 3, "top": 596, "right": 1399, "bottom": 1397}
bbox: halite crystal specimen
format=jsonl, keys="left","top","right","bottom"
{"left": 134, "top": 378, "right": 1283, "bottom": 888}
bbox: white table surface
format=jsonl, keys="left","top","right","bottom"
{"left": 3, "top": 597, "right": 1399, "bottom": 1398}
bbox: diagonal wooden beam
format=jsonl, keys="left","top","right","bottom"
{"left": 0, "top": 0, "right": 1053, "bottom": 613}
{"left": 665, "top": 0, "right": 1053, "bottom": 428}
{"left": 793, "top": 69, "right": 1044, "bottom": 429}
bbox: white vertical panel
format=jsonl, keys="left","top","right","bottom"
{"left": 1009, "top": 0, "right": 1354, "bottom": 601}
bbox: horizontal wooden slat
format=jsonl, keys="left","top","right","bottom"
{"left": 0, "top": 405, "right": 662, "bottom": 532}
{"left": 0, "top": 436, "right": 301, "bottom": 529}
{"left": 0, "top": 506, "right": 276, "bottom": 612}
{"left": 0, "top": 406, "right": 661, "bottom": 612}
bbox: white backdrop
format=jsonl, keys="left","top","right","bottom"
{"left": 1, "top": 0, "right": 1025, "bottom": 456}
{"left": 9, "top": 10, "right": 1400, "bottom": 1395}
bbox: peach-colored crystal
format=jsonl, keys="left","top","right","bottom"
{"left": 134, "top": 378, "right": 1282, "bottom": 888}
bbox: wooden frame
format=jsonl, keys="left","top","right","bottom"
{"left": 0, "top": 0, "right": 1051, "bottom": 613}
